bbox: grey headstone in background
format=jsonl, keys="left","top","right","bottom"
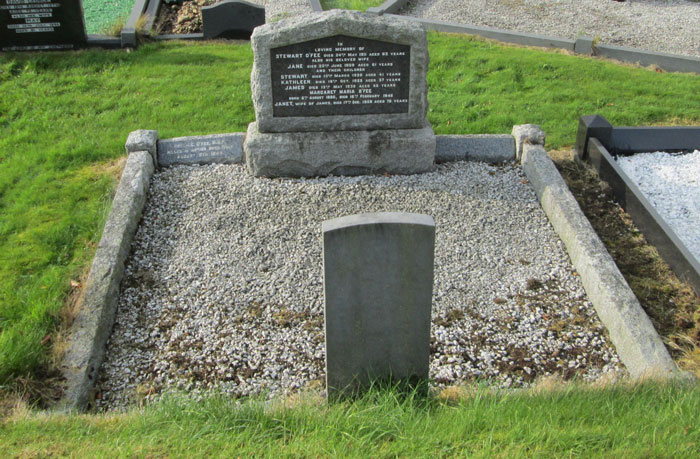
{"left": 202, "top": 0, "right": 265, "bottom": 40}
{"left": 249, "top": 9, "right": 430, "bottom": 133}
{"left": 1, "top": 0, "right": 86, "bottom": 52}
{"left": 322, "top": 212, "right": 435, "bottom": 397}
{"left": 157, "top": 133, "right": 243, "bottom": 166}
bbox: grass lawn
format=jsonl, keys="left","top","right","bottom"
{"left": 0, "top": 41, "right": 254, "bottom": 385}
{"left": 3, "top": 381, "right": 700, "bottom": 456}
{"left": 82, "top": 0, "right": 136, "bottom": 35}
{"left": 0, "top": 30, "right": 699, "bottom": 434}
{"left": 321, "top": 0, "right": 385, "bottom": 11}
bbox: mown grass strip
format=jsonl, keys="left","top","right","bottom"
{"left": 427, "top": 33, "right": 700, "bottom": 146}
{"left": 1, "top": 34, "right": 699, "bottom": 386}
{"left": 321, "top": 0, "right": 385, "bottom": 11}
{"left": 3, "top": 382, "right": 700, "bottom": 456}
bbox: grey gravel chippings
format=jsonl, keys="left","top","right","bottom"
{"left": 96, "top": 162, "right": 623, "bottom": 411}
{"left": 402, "top": 0, "right": 700, "bottom": 59}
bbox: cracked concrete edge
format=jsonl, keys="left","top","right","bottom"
{"left": 513, "top": 125, "right": 685, "bottom": 380}
{"left": 57, "top": 149, "right": 155, "bottom": 412}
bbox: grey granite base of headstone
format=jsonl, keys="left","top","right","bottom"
{"left": 202, "top": 0, "right": 265, "bottom": 40}
{"left": 157, "top": 133, "right": 243, "bottom": 167}
{"left": 322, "top": 212, "right": 435, "bottom": 398}
{"left": 244, "top": 122, "right": 436, "bottom": 177}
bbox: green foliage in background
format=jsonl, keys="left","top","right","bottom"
{"left": 427, "top": 33, "right": 700, "bottom": 147}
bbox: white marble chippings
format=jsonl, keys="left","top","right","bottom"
{"left": 617, "top": 150, "right": 700, "bottom": 262}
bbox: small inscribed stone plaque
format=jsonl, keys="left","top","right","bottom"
{"left": 157, "top": 134, "right": 243, "bottom": 166}
{"left": 1, "top": 0, "right": 86, "bottom": 52}
{"left": 270, "top": 35, "right": 410, "bottom": 117}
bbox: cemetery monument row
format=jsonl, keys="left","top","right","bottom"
{"left": 243, "top": 9, "right": 436, "bottom": 177}
{"left": 1, "top": 0, "right": 86, "bottom": 52}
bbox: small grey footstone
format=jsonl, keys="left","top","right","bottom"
{"left": 436, "top": 134, "right": 515, "bottom": 163}
{"left": 157, "top": 133, "right": 243, "bottom": 167}
{"left": 244, "top": 121, "right": 436, "bottom": 177}
{"left": 322, "top": 212, "right": 435, "bottom": 397}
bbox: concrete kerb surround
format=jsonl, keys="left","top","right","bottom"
{"left": 58, "top": 126, "right": 688, "bottom": 410}
{"left": 435, "top": 134, "right": 514, "bottom": 163}
{"left": 59, "top": 130, "right": 157, "bottom": 411}
{"left": 513, "top": 124, "right": 683, "bottom": 380}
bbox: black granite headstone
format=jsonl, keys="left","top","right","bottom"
{"left": 201, "top": 0, "right": 264, "bottom": 40}
{"left": 270, "top": 35, "right": 411, "bottom": 118}
{"left": 1, "top": 0, "right": 86, "bottom": 52}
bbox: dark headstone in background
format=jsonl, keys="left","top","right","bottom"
{"left": 1, "top": 0, "right": 86, "bottom": 52}
{"left": 201, "top": 0, "right": 264, "bottom": 40}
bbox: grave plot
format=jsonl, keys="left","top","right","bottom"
{"left": 576, "top": 115, "right": 700, "bottom": 297}
{"left": 63, "top": 11, "right": 675, "bottom": 413}
{"left": 94, "top": 161, "right": 623, "bottom": 411}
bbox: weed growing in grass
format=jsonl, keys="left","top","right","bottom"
{"left": 102, "top": 16, "right": 126, "bottom": 37}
